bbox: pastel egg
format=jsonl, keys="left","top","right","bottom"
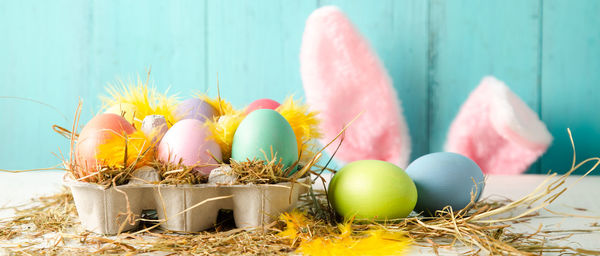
{"left": 141, "top": 115, "right": 168, "bottom": 145}
{"left": 405, "top": 152, "right": 485, "bottom": 215}
{"left": 157, "top": 119, "right": 222, "bottom": 175}
{"left": 328, "top": 160, "right": 417, "bottom": 220}
{"left": 104, "top": 103, "right": 138, "bottom": 124}
{"left": 231, "top": 109, "right": 298, "bottom": 170}
{"left": 245, "top": 98, "right": 281, "bottom": 114}
{"left": 174, "top": 98, "right": 216, "bottom": 122}
{"left": 75, "top": 113, "right": 136, "bottom": 173}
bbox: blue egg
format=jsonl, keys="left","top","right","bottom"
{"left": 405, "top": 152, "right": 484, "bottom": 214}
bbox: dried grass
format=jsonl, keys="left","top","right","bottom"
{"left": 229, "top": 157, "right": 291, "bottom": 185}
{"left": 152, "top": 160, "right": 209, "bottom": 185}
{"left": 0, "top": 190, "right": 293, "bottom": 255}
{"left": 4, "top": 189, "right": 76, "bottom": 234}
{"left": 3, "top": 100, "right": 600, "bottom": 254}
{"left": 2, "top": 156, "right": 600, "bottom": 255}
{"left": 53, "top": 101, "right": 311, "bottom": 187}
{"left": 52, "top": 101, "right": 154, "bottom": 186}
{"left": 288, "top": 128, "right": 600, "bottom": 255}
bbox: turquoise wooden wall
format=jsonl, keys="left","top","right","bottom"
{"left": 1, "top": 0, "right": 599, "bottom": 174}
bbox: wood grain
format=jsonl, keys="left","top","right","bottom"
{"left": 205, "top": 0, "right": 317, "bottom": 107}
{"left": 541, "top": 0, "right": 600, "bottom": 174}
{"left": 320, "top": 0, "right": 430, "bottom": 160}
{"left": 428, "top": 0, "right": 543, "bottom": 173}
{"left": 0, "top": 1, "right": 598, "bottom": 174}
{"left": 0, "top": 0, "right": 91, "bottom": 170}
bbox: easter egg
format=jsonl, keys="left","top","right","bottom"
{"left": 174, "top": 98, "right": 216, "bottom": 122}
{"left": 157, "top": 119, "right": 222, "bottom": 175}
{"left": 328, "top": 160, "right": 417, "bottom": 220}
{"left": 231, "top": 109, "right": 298, "bottom": 170}
{"left": 75, "top": 113, "right": 136, "bottom": 172}
{"left": 245, "top": 98, "right": 280, "bottom": 114}
{"left": 405, "top": 152, "right": 485, "bottom": 214}
{"left": 141, "top": 115, "right": 168, "bottom": 145}
{"left": 105, "top": 103, "right": 138, "bottom": 124}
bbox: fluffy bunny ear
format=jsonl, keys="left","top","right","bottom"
{"left": 300, "top": 6, "right": 411, "bottom": 168}
{"left": 445, "top": 76, "right": 553, "bottom": 174}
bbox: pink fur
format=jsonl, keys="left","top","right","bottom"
{"left": 445, "top": 76, "right": 553, "bottom": 174}
{"left": 300, "top": 6, "right": 411, "bottom": 168}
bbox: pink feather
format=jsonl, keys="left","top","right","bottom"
{"left": 445, "top": 76, "right": 553, "bottom": 174}
{"left": 300, "top": 6, "right": 411, "bottom": 168}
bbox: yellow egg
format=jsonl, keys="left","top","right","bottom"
{"left": 105, "top": 103, "right": 138, "bottom": 124}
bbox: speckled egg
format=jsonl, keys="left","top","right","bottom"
{"left": 141, "top": 115, "right": 168, "bottom": 145}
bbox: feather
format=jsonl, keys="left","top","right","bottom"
{"left": 277, "top": 96, "right": 322, "bottom": 165}
{"left": 101, "top": 78, "right": 178, "bottom": 128}
{"left": 96, "top": 130, "right": 154, "bottom": 169}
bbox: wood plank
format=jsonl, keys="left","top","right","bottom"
{"left": 0, "top": 1, "right": 208, "bottom": 170}
{"left": 428, "top": 0, "right": 542, "bottom": 173}
{"left": 205, "top": 0, "right": 318, "bottom": 108}
{"left": 3, "top": 0, "right": 600, "bottom": 177}
{"left": 319, "top": 0, "right": 430, "bottom": 161}
{"left": 0, "top": 1, "right": 91, "bottom": 170}
{"left": 89, "top": 0, "right": 207, "bottom": 102}
{"left": 541, "top": 0, "right": 600, "bottom": 175}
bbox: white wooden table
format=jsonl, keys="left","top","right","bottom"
{"left": 1, "top": 172, "right": 599, "bottom": 255}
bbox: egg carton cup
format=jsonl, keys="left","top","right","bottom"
{"left": 64, "top": 174, "right": 310, "bottom": 235}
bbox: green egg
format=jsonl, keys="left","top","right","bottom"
{"left": 231, "top": 109, "right": 298, "bottom": 170}
{"left": 328, "top": 160, "right": 417, "bottom": 221}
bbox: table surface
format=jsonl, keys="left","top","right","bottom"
{"left": 1, "top": 172, "right": 599, "bottom": 255}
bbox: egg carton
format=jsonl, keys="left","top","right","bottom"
{"left": 63, "top": 174, "right": 310, "bottom": 235}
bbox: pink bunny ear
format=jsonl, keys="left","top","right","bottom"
{"left": 445, "top": 76, "right": 553, "bottom": 174}
{"left": 300, "top": 6, "right": 411, "bottom": 168}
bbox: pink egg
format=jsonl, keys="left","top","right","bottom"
{"left": 157, "top": 119, "right": 222, "bottom": 175}
{"left": 245, "top": 98, "right": 280, "bottom": 114}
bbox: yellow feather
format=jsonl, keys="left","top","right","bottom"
{"left": 196, "top": 93, "right": 243, "bottom": 161}
{"left": 195, "top": 94, "right": 322, "bottom": 164}
{"left": 298, "top": 224, "right": 411, "bottom": 256}
{"left": 101, "top": 78, "right": 178, "bottom": 129}
{"left": 195, "top": 93, "right": 237, "bottom": 116}
{"left": 278, "top": 211, "right": 412, "bottom": 256}
{"left": 204, "top": 111, "right": 244, "bottom": 161}
{"left": 96, "top": 130, "right": 154, "bottom": 169}
{"left": 278, "top": 210, "right": 310, "bottom": 241}
{"left": 104, "top": 103, "right": 138, "bottom": 124}
{"left": 276, "top": 96, "right": 322, "bottom": 164}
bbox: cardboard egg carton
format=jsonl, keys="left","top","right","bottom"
{"left": 64, "top": 174, "right": 310, "bottom": 235}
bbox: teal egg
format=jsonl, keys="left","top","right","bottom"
{"left": 231, "top": 109, "right": 298, "bottom": 170}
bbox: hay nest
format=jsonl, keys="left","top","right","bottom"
{"left": 3, "top": 102, "right": 600, "bottom": 255}
{"left": 2, "top": 130, "right": 600, "bottom": 255}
